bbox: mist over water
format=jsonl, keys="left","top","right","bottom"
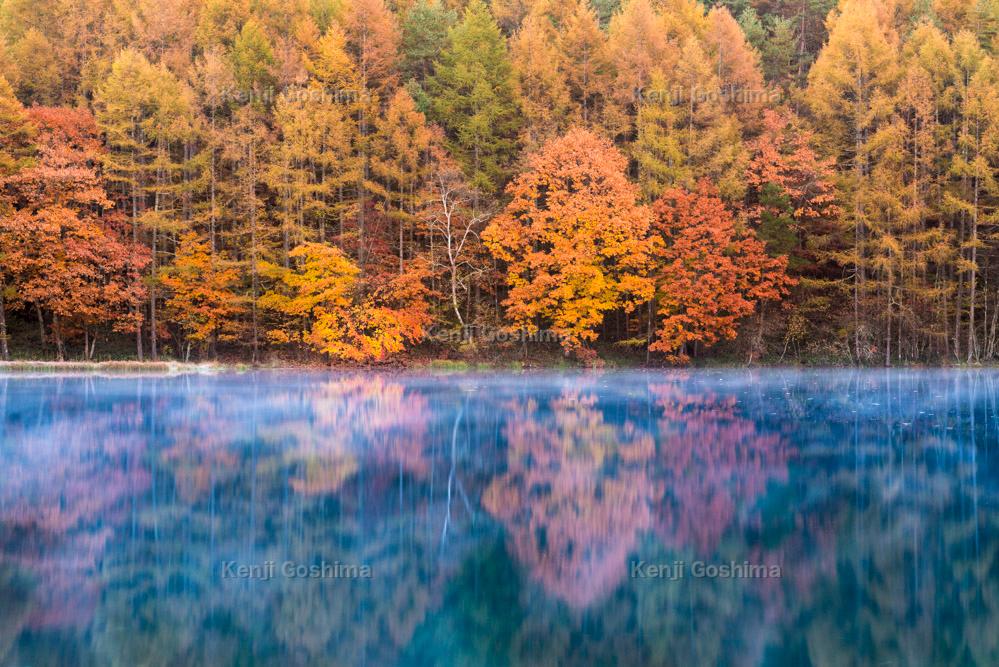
{"left": 0, "top": 370, "right": 997, "bottom": 666}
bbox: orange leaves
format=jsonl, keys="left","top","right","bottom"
{"left": 483, "top": 128, "right": 793, "bottom": 363}
{"left": 0, "top": 108, "right": 148, "bottom": 350}
{"left": 161, "top": 231, "right": 243, "bottom": 352}
{"left": 483, "top": 127, "right": 655, "bottom": 355}
{"left": 261, "top": 242, "right": 431, "bottom": 362}
{"left": 649, "top": 183, "right": 792, "bottom": 362}
{"left": 746, "top": 109, "right": 840, "bottom": 229}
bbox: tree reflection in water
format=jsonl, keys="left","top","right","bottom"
{"left": 484, "top": 393, "right": 655, "bottom": 608}
{"left": 0, "top": 371, "right": 997, "bottom": 665}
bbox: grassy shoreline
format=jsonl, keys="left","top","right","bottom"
{"left": 0, "top": 360, "right": 230, "bottom": 374}
{"left": 0, "top": 358, "right": 989, "bottom": 374}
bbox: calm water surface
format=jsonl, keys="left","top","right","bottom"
{"left": 0, "top": 370, "right": 997, "bottom": 666}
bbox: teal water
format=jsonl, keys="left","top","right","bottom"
{"left": 0, "top": 370, "right": 996, "bottom": 666}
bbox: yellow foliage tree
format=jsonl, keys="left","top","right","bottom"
{"left": 260, "top": 242, "right": 430, "bottom": 362}
{"left": 483, "top": 128, "right": 654, "bottom": 358}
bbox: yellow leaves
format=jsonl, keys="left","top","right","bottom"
{"left": 806, "top": 0, "right": 901, "bottom": 157}
{"left": 484, "top": 127, "right": 655, "bottom": 355}
{"left": 261, "top": 242, "right": 430, "bottom": 362}
{"left": 510, "top": 11, "right": 572, "bottom": 149}
{"left": 306, "top": 25, "right": 360, "bottom": 92}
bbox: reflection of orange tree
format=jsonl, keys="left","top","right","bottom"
{"left": 0, "top": 400, "right": 150, "bottom": 630}
{"left": 159, "top": 376, "right": 433, "bottom": 499}
{"left": 483, "top": 394, "right": 655, "bottom": 608}
{"left": 651, "top": 383, "right": 790, "bottom": 554}
{"left": 161, "top": 395, "right": 240, "bottom": 502}
{"left": 272, "top": 376, "right": 432, "bottom": 496}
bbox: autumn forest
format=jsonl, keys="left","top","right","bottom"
{"left": 0, "top": 0, "right": 996, "bottom": 365}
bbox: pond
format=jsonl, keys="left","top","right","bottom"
{"left": 0, "top": 370, "right": 997, "bottom": 666}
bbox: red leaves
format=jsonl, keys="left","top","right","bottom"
{"left": 649, "top": 182, "right": 793, "bottom": 362}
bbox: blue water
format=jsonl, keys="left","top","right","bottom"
{"left": 0, "top": 370, "right": 996, "bottom": 666}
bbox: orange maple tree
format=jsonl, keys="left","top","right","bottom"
{"left": 483, "top": 127, "right": 654, "bottom": 357}
{"left": 650, "top": 182, "right": 792, "bottom": 362}
{"left": 0, "top": 107, "right": 148, "bottom": 359}
{"left": 161, "top": 231, "right": 244, "bottom": 360}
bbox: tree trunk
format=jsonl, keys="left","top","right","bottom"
{"left": 451, "top": 267, "right": 464, "bottom": 326}
{"left": 0, "top": 282, "right": 9, "bottom": 360}
{"left": 249, "top": 143, "right": 260, "bottom": 364}
{"left": 150, "top": 154, "right": 164, "bottom": 361}
{"left": 132, "top": 151, "right": 144, "bottom": 362}
{"left": 35, "top": 304, "right": 45, "bottom": 348}
{"left": 968, "top": 174, "right": 980, "bottom": 363}
{"left": 151, "top": 223, "right": 158, "bottom": 360}
{"left": 53, "top": 313, "right": 64, "bottom": 361}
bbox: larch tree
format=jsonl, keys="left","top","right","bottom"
{"left": 145, "top": 67, "right": 198, "bottom": 361}
{"left": 510, "top": 10, "right": 572, "bottom": 152}
{"left": 483, "top": 127, "right": 654, "bottom": 359}
{"left": 606, "top": 0, "right": 674, "bottom": 138}
{"left": 223, "top": 104, "right": 274, "bottom": 362}
{"left": 341, "top": 0, "right": 402, "bottom": 270}
{"left": 230, "top": 17, "right": 277, "bottom": 96}
{"left": 268, "top": 87, "right": 351, "bottom": 266}
{"left": 490, "top": 0, "right": 531, "bottom": 33}
{"left": 191, "top": 46, "right": 238, "bottom": 255}
{"left": 195, "top": 0, "right": 251, "bottom": 50}
{"left": 367, "top": 87, "right": 432, "bottom": 274}
{"left": 95, "top": 49, "right": 159, "bottom": 360}
{"left": 305, "top": 25, "right": 367, "bottom": 260}
{"left": 558, "top": 0, "right": 614, "bottom": 129}
{"left": 0, "top": 75, "right": 32, "bottom": 177}
{"left": 129, "top": 0, "right": 200, "bottom": 76}
{"left": 8, "top": 28, "right": 62, "bottom": 105}
{"left": 703, "top": 5, "right": 768, "bottom": 124}
{"left": 341, "top": 0, "right": 401, "bottom": 97}
{"left": 806, "top": 0, "right": 900, "bottom": 360}
{"left": 948, "top": 49, "right": 999, "bottom": 361}
{"left": 632, "top": 69, "right": 687, "bottom": 201}
{"left": 884, "top": 25, "right": 958, "bottom": 361}
{"left": 632, "top": 39, "right": 748, "bottom": 201}
{"left": 426, "top": 0, "right": 522, "bottom": 196}
{"left": 670, "top": 37, "right": 749, "bottom": 200}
